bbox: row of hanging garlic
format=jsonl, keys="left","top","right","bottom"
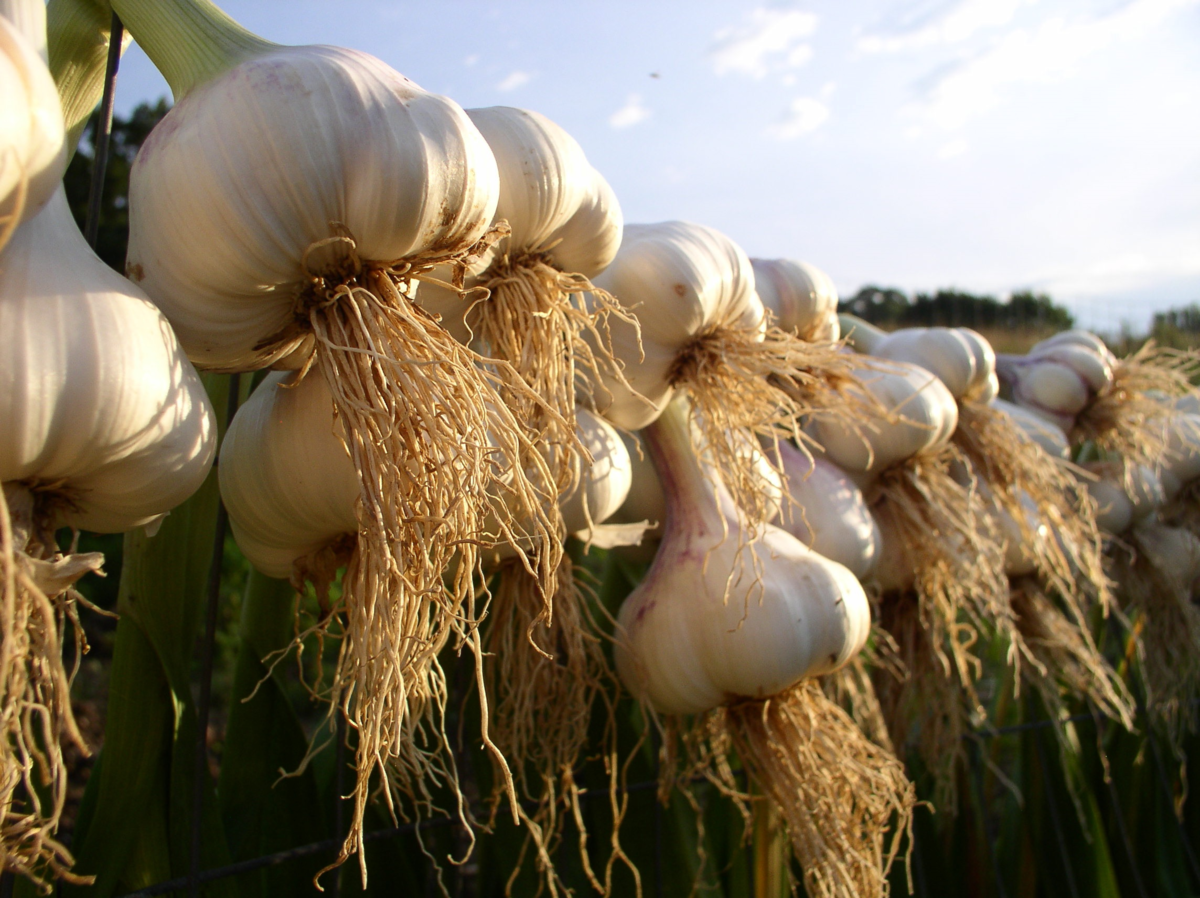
{"left": 5, "top": 0, "right": 1199, "bottom": 893}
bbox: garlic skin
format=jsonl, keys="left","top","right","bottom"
{"left": 614, "top": 399, "right": 870, "bottom": 716}
{"left": 219, "top": 371, "right": 358, "bottom": 578}
{"left": 808, "top": 359, "right": 959, "bottom": 478}
{"left": 587, "top": 221, "right": 763, "bottom": 431}
{"left": 773, "top": 441, "right": 880, "bottom": 580}
{"left": 125, "top": 45, "right": 500, "bottom": 371}
{"left": 0, "top": 190, "right": 216, "bottom": 532}
{"left": 0, "top": 7, "right": 66, "bottom": 230}
{"left": 750, "top": 258, "right": 839, "bottom": 342}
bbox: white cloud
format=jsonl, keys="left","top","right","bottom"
{"left": 496, "top": 70, "right": 531, "bottom": 91}
{"left": 858, "top": 0, "right": 1033, "bottom": 54}
{"left": 710, "top": 9, "right": 819, "bottom": 79}
{"left": 610, "top": 94, "right": 651, "bottom": 129}
{"left": 767, "top": 97, "right": 829, "bottom": 139}
{"left": 909, "top": 0, "right": 1198, "bottom": 129}
{"left": 463, "top": 54, "right": 480, "bottom": 66}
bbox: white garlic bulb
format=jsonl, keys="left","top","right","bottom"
{"left": 0, "top": 190, "right": 216, "bottom": 532}
{"left": 751, "top": 258, "right": 840, "bottom": 342}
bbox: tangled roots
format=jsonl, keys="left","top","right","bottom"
{"left": 822, "top": 632, "right": 901, "bottom": 755}
{"left": 1110, "top": 522, "right": 1200, "bottom": 756}
{"left": 476, "top": 254, "right": 641, "bottom": 499}
{"left": 1009, "top": 577, "right": 1133, "bottom": 731}
{"left": 482, "top": 555, "right": 622, "bottom": 895}
{"left": 1073, "top": 342, "right": 1200, "bottom": 478}
{"left": 282, "top": 227, "right": 566, "bottom": 875}
{"left": 873, "top": 591, "right": 973, "bottom": 814}
{"left": 668, "top": 324, "right": 862, "bottom": 527}
{"left": 955, "top": 401, "right": 1110, "bottom": 608}
{"left": 0, "top": 485, "right": 102, "bottom": 889}
{"left": 725, "top": 682, "right": 915, "bottom": 898}
{"left": 870, "top": 447, "right": 1011, "bottom": 738}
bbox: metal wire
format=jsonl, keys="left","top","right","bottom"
{"left": 83, "top": 13, "right": 123, "bottom": 250}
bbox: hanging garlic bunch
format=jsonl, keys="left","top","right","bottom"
{"left": 586, "top": 221, "right": 858, "bottom": 526}
{"left": 614, "top": 397, "right": 912, "bottom": 898}
{"left": 418, "top": 106, "right": 634, "bottom": 506}
{"left": 998, "top": 330, "right": 1199, "bottom": 480}
{"left": 0, "top": 0, "right": 65, "bottom": 249}
{"left": 1, "top": 184, "right": 216, "bottom": 883}
{"left": 109, "top": 0, "right": 571, "bottom": 870}
{"left": 751, "top": 258, "right": 840, "bottom": 342}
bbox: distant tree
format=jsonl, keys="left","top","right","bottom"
{"left": 839, "top": 284, "right": 1073, "bottom": 331}
{"left": 1153, "top": 304, "right": 1200, "bottom": 334}
{"left": 840, "top": 285, "right": 909, "bottom": 325}
{"left": 1005, "top": 290, "right": 1074, "bottom": 330}
{"left": 63, "top": 98, "right": 171, "bottom": 272}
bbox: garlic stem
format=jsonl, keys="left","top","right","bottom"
{"left": 837, "top": 313, "right": 887, "bottom": 354}
{"left": 642, "top": 398, "right": 719, "bottom": 541}
{"left": 48, "top": 0, "right": 131, "bottom": 157}
{"left": 109, "top": 0, "right": 274, "bottom": 99}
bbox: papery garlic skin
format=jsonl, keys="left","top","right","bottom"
{"left": 1160, "top": 414, "right": 1200, "bottom": 500}
{"left": 0, "top": 190, "right": 215, "bottom": 532}
{"left": 588, "top": 221, "right": 763, "bottom": 431}
{"left": 751, "top": 258, "right": 839, "bottom": 342}
{"left": 808, "top": 359, "right": 959, "bottom": 478}
{"left": 614, "top": 399, "right": 870, "bottom": 716}
{"left": 125, "top": 45, "right": 500, "bottom": 371}
{"left": 773, "top": 442, "right": 880, "bottom": 580}
{"left": 0, "top": 8, "right": 66, "bottom": 229}
{"left": 219, "top": 371, "right": 358, "bottom": 578}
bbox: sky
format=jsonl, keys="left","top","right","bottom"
{"left": 108, "top": 0, "right": 1200, "bottom": 334}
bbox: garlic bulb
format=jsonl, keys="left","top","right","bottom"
{"left": 613, "top": 397, "right": 910, "bottom": 898}
{"left": 772, "top": 441, "right": 880, "bottom": 580}
{"left": 840, "top": 315, "right": 997, "bottom": 403}
{"left": 414, "top": 106, "right": 628, "bottom": 501}
{"left": 996, "top": 331, "right": 1115, "bottom": 432}
{"left": 0, "top": 2, "right": 66, "bottom": 241}
{"left": 750, "top": 257, "right": 840, "bottom": 342}
{"left": 560, "top": 407, "right": 632, "bottom": 536}
{"left": 1, "top": 190, "right": 216, "bottom": 530}
{"left": 808, "top": 359, "right": 959, "bottom": 478}
{"left": 615, "top": 400, "right": 869, "bottom": 714}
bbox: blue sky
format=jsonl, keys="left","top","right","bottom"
{"left": 110, "top": 0, "right": 1200, "bottom": 333}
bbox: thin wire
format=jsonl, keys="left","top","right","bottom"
{"left": 188, "top": 374, "right": 242, "bottom": 898}
{"left": 83, "top": 13, "right": 123, "bottom": 250}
